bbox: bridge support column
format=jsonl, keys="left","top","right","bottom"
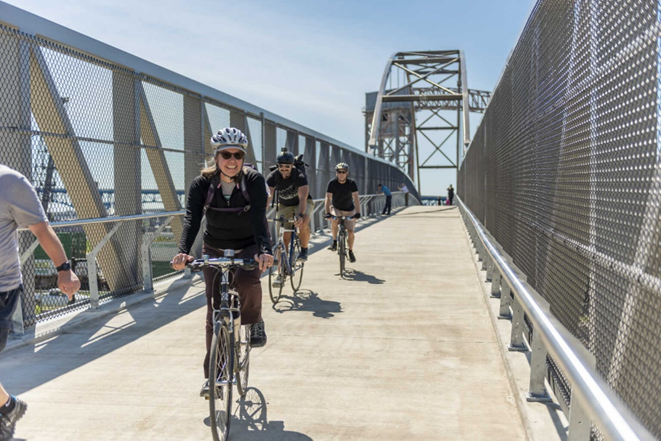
{"left": 142, "top": 216, "right": 174, "bottom": 292}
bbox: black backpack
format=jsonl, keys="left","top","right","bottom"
{"left": 203, "top": 164, "right": 258, "bottom": 215}
{"left": 269, "top": 153, "right": 308, "bottom": 178}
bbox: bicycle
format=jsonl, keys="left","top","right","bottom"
{"left": 267, "top": 215, "right": 305, "bottom": 303}
{"left": 330, "top": 215, "right": 354, "bottom": 278}
{"left": 179, "top": 251, "right": 257, "bottom": 441}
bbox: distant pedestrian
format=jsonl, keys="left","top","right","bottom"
{"left": 0, "top": 164, "right": 80, "bottom": 440}
{"left": 377, "top": 184, "right": 392, "bottom": 215}
{"left": 398, "top": 183, "right": 409, "bottom": 206}
{"left": 447, "top": 184, "right": 454, "bottom": 206}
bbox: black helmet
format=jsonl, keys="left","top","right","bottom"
{"left": 276, "top": 148, "right": 295, "bottom": 164}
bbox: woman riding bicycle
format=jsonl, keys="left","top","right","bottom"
{"left": 171, "top": 127, "right": 274, "bottom": 396}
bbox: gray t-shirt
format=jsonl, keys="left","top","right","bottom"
{"left": 0, "top": 165, "right": 48, "bottom": 291}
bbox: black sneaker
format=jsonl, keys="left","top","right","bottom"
{"left": 348, "top": 250, "right": 356, "bottom": 263}
{"left": 250, "top": 319, "right": 267, "bottom": 348}
{"left": 297, "top": 248, "right": 308, "bottom": 262}
{"left": 0, "top": 397, "right": 27, "bottom": 441}
{"left": 328, "top": 241, "right": 337, "bottom": 251}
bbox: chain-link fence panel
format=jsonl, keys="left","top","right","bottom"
{"left": 458, "top": 0, "right": 661, "bottom": 436}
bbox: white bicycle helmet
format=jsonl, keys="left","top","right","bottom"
{"left": 211, "top": 127, "right": 248, "bottom": 153}
{"left": 335, "top": 162, "right": 349, "bottom": 171}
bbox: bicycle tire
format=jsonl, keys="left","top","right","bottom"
{"left": 209, "top": 322, "right": 233, "bottom": 441}
{"left": 268, "top": 245, "right": 285, "bottom": 304}
{"left": 289, "top": 235, "right": 304, "bottom": 292}
{"left": 235, "top": 324, "right": 251, "bottom": 397}
{"left": 338, "top": 230, "right": 346, "bottom": 277}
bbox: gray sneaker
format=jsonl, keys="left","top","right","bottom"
{"left": 200, "top": 380, "right": 210, "bottom": 398}
{"left": 272, "top": 274, "right": 285, "bottom": 288}
{"left": 0, "top": 397, "right": 27, "bottom": 441}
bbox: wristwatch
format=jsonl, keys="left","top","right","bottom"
{"left": 298, "top": 212, "right": 306, "bottom": 219}
{"left": 56, "top": 261, "right": 71, "bottom": 272}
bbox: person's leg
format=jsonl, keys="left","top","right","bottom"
{"left": 386, "top": 195, "right": 392, "bottom": 214}
{"left": 0, "top": 381, "right": 9, "bottom": 408}
{"left": 347, "top": 229, "right": 355, "bottom": 250}
{"left": 201, "top": 245, "right": 222, "bottom": 379}
{"left": 235, "top": 245, "right": 266, "bottom": 347}
{"left": 331, "top": 219, "right": 338, "bottom": 239}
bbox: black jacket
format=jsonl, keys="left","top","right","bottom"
{"left": 178, "top": 168, "right": 272, "bottom": 256}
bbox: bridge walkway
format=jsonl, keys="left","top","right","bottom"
{"left": 2, "top": 206, "right": 526, "bottom": 440}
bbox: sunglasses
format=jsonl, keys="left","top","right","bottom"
{"left": 336, "top": 170, "right": 348, "bottom": 174}
{"left": 277, "top": 164, "right": 293, "bottom": 169}
{"left": 218, "top": 151, "right": 245, "bottom": 160}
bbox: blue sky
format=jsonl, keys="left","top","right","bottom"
{"left": 6, "top": 0, "right": 537, "bottom": 196}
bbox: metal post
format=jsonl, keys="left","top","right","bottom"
{"left": 568, "top": 355, "right": 596, "bottom": 440}
{"left": 141, "top": 216, "right": 174, "bottom": 293}
{"left": 498, "top": 281, "right": 512, "bottom": 319}
{"left": 527, "top": 327, "right": 553, "bottom": 402}
{"left": 490, "top": 272, "right": 501, "bottom": 298}
{"left": 508, "top": 297, "right": 528, "bottom": 352}
{"left": 86, "top": 222, "right": 122, "bottom": 309}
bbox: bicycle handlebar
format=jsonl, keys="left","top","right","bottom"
{"left": 268, "top": 216, "right": 298, "bottom": 224}
{"left": 170, "top": 257, "right": 260, "bottom": 272}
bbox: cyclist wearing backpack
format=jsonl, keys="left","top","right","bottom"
{"left": 266, "top": 149, "right": 314, "bottom": 272}
{"left": 171, "top": 127, "right": 274, "bottom": 397}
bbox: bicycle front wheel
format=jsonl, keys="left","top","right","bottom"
{"left": 209, "top": 322, "right": 234, "bottom": 441}
{"left": 289, "top": 237, "right": 304, "bottom": 292}
{"left": 338, "top": 231, "right": 346, "bottom": 277}
{"left": 235, "top": 324, "right": 251, "bottom": 397}
{"left": 268, "top": 245, "right": 285, "bottom": 304}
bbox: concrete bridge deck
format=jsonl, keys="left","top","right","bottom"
{"left": 2, "top": 206, "right": 527, "bottom": 440}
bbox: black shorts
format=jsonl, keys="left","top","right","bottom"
{"left": 0, "top": 286, "right": 21, "bottom": 352}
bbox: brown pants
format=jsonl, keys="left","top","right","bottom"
{"left": 202, "top": 243, "right": 262, "bottom": 378}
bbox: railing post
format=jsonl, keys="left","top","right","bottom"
{"left": 142, "top": 216, "right": 175, "bottom": 293}
{"left": 527, "top": 326, "right": 553, "bottom": 402}
{"left": 508, "top": 296, "right": 527, "bottom": 352}
{"left": 87, "top": 254, "right": 100, "bottom": 310}
{"left": 86, "top": 222, "right": 122, "bottom": 310}
{"left": 567, "top": 355, "right": 595, "bottom": 440}
{"left": 498, "top": 281, "right": 512, "bottom": 319}
{"left": 490, "top": 272, "right": 501, "bottom": 298}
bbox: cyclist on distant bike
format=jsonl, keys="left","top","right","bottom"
{"left": 324, "top": 162, "right": 361, "bottom": 263}
{"left": 266, "top": 148, "right": 314, "bottom": 286}
{"left": 170, "top": 127, "right": 274, "bottom": 398}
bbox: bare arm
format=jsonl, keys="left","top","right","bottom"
{"left": 325, "top": 192, "right": 332, "bottom": 214}
{"left": 297, "top": 185, "right": 309, "bottom": 215}
{"left": 352, "top": 191, "right": 361, "bottom": 215}
{"left": 28, "top": 221, "right": 80, "bottom": 299}
{"left": 266, "top": 186, "right": 275, "bottom": 208}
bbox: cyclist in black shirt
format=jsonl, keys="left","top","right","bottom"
{"left": 171, "top": 127, "right": 274, "bottom": 397}
{"left": 324, "top": 162, "right": 361, "bottom": 262}
{"left": 266, "top": 149, "right": 314, "bottom": 266}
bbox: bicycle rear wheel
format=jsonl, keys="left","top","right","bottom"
{"left": 235, "top": 324, "right": 251, "bottom": 397}
{"left": 289, "top": 236, "right": 304, "bottom": 292}
{"left": 268, "top": 245, "right": 285, "bottom": 304}
{"left": 338, "top": 230, "right": 346, "bottom": 277}
{"left": 209, "top": 322, "right": 233, "bottom": 441}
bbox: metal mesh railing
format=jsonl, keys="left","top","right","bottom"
{"left": 0, "top": 12, "right": 418, "bottom": 329}
{"left": 459, "top": 0, "right": 661, "bottom": 436}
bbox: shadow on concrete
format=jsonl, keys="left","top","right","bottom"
{"left": 2, "top": 277, "right": 208, "bottom": 397}
{"left": 341, "top": 269, "right": 385, "bottom": 284}
{"left": 271, "top": 290, "right": 342, "bottom": 319}
{"left": 204, "top": 387, "right": 313, "bottom": 440}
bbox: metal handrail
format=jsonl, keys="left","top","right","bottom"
{"left": 17, "top": 210, "right": 186, "bottom": 231}
{"left": 457, "top": 196, "right": 655, "bottom": 441}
